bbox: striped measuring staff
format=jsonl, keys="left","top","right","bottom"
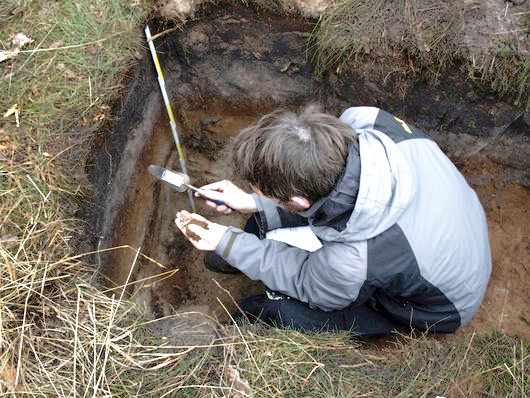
{"left": 145, "top": 25, "right": 196, "bottom": 212}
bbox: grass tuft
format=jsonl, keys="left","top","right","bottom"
{"left": 308, "top": 0, "right": 462, "bottom": 77}
{"left": 1, "top": 0, "right": 149, "bottom": 164}
{"left": 308, "top": 0, "right": 529, "bottom": 108}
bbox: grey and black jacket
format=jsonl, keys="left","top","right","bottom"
{"left": 215, "top": 106, "right": 492, "bottom": 332}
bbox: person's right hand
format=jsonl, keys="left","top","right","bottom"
{"left": 195, "top": 180, "right": 257, "bottom": 214}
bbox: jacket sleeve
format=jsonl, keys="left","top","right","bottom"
{"left": 251, "top": 193, "right": 308, "bottom": 232}
{"left": 215, "top": 227, "right": 368, "bottom": 311}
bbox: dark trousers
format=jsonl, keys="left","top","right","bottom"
{"left": 220, "top": 213, "right": 411, "bottom": 336}
{"left": 237, "top": 291, "right": 409, "bottom": 336}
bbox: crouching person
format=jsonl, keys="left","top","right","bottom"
{"left": 174, "top": 105, "right": 492, "bottom": 336}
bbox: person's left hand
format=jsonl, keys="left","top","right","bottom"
{"left": 174, "top": 210, "right": 228, "bottom": 251}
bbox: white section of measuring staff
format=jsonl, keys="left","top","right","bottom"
{"left": 145, "top": 25, "right": 195, "bottom": 211}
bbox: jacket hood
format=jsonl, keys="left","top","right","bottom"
{"left": 299, "top": 143, "right": 360, "bottom": 230}
{"left": 301, "top": 128, "right": 416, "bottom": 242}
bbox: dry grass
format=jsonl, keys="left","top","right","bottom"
{"left": 309, "top": 0, "right": 529, "bottom": 108}
{"left": 308, "top": 0, "right": 463, "bottom": 76}
{"left": 141, "top": 323, "right": 528, "bottom": 397}
{"left": 0, "top": 0, "right": 528, "bottom": 396}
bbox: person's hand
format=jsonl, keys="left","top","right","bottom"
{"left": 195, "top": 180, "right": 257, "bottom": 214}
{"left": 174, "top": 210, "right": 228, "bottom": 251}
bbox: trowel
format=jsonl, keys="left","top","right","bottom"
{"left": 148, "top": 165, "right": 227, "bottom": 207}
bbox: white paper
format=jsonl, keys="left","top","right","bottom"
{"left": 266, "top": 226, "right": 323, "bottom": 252}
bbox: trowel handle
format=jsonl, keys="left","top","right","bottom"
{"left": 187, "top": 184, "right": 232, "bottom": 209}
{"left": 206, "top": 198, "right": 227, "bottom": 206}
{"left": 201, "top": 195, "right": 234, "bottom": 210}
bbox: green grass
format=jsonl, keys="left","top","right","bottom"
{"left": 1, "top": 0, "right": 149, "bottom": 159}
{"left": 308, "top": 0, "right": 461, "bottom": 76}
{"left": 0, "top": 0, "right": 150, "bottom": 257}
{"left": 474, "top": 332, "right": 529, "bottom": 397}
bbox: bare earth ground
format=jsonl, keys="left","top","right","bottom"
{"left": 155, "top": 148, "right": 530, "bottom": 339}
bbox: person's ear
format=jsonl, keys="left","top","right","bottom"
{"left": 289, "top": 196, "right": 311, "bottom": 209}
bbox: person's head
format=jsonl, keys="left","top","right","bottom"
{"left": 229, "top": 104, "right": 357, "bottom": 212}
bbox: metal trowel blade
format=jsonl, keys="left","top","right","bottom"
{"left": 148, "top": 165, "right": 189, "bottom": 192}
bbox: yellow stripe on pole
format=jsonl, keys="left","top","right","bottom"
{"left": 151, "top": 51, "right": 165, "bottom": 80}
{"left": 176, "top": 143, "right": 185, "bottom": 162}
{"left": 145, "top": 25, "right": 195, "bottom": 211}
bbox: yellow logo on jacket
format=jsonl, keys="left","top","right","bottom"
{"left": 394, "top": 116, "right": 413, "bottom": 134}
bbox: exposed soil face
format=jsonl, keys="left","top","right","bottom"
{"left": 89, "top": 4, "right": 529, "bottom": 336}
{"left": 458, "top": 156, "right": 529, "bottom": 339}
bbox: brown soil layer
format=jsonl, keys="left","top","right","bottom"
{"left": 456, "top": 156, "right": 529, "bottom": 339}
{"left": 132, "top": 114, "right": 266, "bottom": 321}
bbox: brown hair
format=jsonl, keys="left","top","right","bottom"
{"left": 229, "top": 104, "right": 357, "bottom": 203}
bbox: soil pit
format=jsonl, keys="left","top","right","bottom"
{"left": 98, "top": 111, "right": 267, "bottom": 320}
{"left": 89, "top": 4, "right": 529, "bottom": 337}
{"left": 132, "top": 114, "right": 268, "bottom": 321}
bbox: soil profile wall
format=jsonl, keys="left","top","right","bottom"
{"left": 87, "top": 4, "right": 529, "bottom": 316}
